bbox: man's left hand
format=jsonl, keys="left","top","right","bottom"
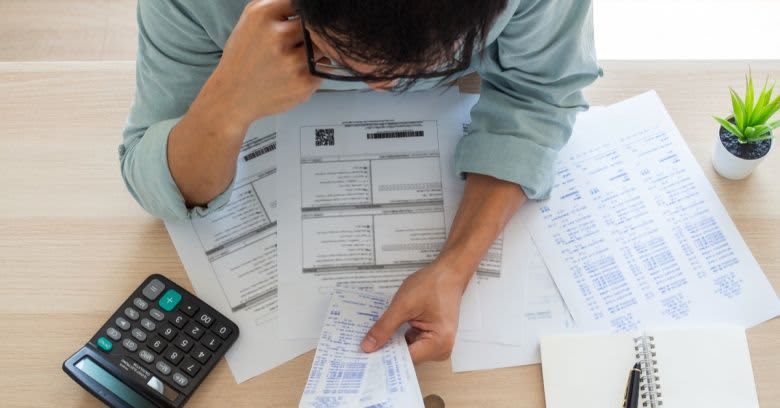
{"left": 360, "top": 259, "right": 468, "bottom": 363}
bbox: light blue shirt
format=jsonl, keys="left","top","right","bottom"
{"left": 121, "top": 0, "right": 600, "bottom": 221}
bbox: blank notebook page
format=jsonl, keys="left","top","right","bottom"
{"left": 540, "top": 327, "right": 759, "bottom": 408}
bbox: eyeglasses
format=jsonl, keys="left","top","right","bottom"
{"left": 300, "top": 16, "right": 469, "bottom": 83}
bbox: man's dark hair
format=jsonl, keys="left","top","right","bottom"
{"left": 294, "top": 0, "right": 508, "bottom": 83}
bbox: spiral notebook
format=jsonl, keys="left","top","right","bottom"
{"left": 540, "top": 327, "right": 759, "bottom": 408}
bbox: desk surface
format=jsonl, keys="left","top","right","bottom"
{"left": 1, "top": 61, "right": 778, "bottom": 408}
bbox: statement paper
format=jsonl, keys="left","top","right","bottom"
{"left": 525, "top": 91, "right": 780, "bottom": 332}
{"left": 276, "top": 89, "right": 479, "bottom": 340}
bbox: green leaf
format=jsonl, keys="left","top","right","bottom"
{"left": 748, "top": 125, "right": 771, "bottom": 141}
{"left": 730, "top": 88, "right": 746, "bottom": 129}
{"left": 749, "top": 133, "right": 775, "bottom": 143}
{"left": 753, "top": 101, "right": 780, "bottom": 126}
{"left": 745, "top": 127, "right": 756, "bottom": 138}
{"left": 745, "top": 71, "right": 756, "bottom": 123}
{"left": 715, "top": 116, "right": 744, "bottom": 140}
{"left": 755, "top": 81, "right": 774, "bottom": 112}
{"left": 769, "top": 119, "right": 780, "bottom": 129}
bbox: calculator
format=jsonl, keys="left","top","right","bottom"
{"left": 63, "top": 274, "right": 239, "bottom": 408}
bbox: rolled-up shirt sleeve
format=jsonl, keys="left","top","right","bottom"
{"left": 119, "top": 0, "right": 231, "bottom": 221}
{"left": 456, "top": 0, "right": 601, "bottom": 199}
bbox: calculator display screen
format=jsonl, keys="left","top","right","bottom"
{"left": 75, "top": 357, "right": 157, "bottom": 408}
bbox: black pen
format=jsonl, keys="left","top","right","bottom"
{"left": 622, "top": 362, "right": 641, "bottom": 408}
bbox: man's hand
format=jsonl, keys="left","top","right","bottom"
{"left": 361, "top": 174, "right": 527, "bottom": 363}
{"left": 169, "top": 0, "right": 320, "bottom": 206}
{"left": 361, "top": 260, "right": 466, "bottom": 363}
{"left": 212, "top": 0, "right": 321, "bottom": 125}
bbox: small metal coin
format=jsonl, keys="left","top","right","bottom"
{"left": 423, "top": 394, "right": 445, "bottom": 408}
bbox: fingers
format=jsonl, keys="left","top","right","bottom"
{"left": 245, "top": 0, "right": 296, "bottom": 21}
{"left": 362, "top": 300, "right": 410, "bottom": 353}
{"left": 274, "top": 18, "right": 304, "bottom": 47}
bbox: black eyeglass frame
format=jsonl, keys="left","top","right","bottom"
{"left": 300, "top": 16, "right": 470, "bottom": 83}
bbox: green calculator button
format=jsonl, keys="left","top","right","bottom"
{"left": 97, "top": 337, "right": 113, "bottom": 352}
{"left": 158, "top": 289, "right": 182, "bottom": 312}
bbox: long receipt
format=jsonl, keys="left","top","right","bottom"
{"left": 525, "top": 91, "right": 780, "bottom": 331}
{"left": 300, "top": 290, "right": 423, "bottom": 408}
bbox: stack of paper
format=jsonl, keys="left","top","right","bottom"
{"left": 165, "top": 89, "right": 780, "bottom": 387}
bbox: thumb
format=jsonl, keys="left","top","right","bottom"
{"left": 361, "top": 300, "right": 409, "bottom": 353}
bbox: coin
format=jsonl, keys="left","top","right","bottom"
{"left": 423, "top": 394, "right": 445, "bottom": 408}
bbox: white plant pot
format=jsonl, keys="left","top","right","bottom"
{"left": 712, "top": 131, "right": 773, "bottom": 180}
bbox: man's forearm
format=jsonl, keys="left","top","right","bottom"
{"left": 436, "top": 173, "right": 527, "bottom": 289}
{"left": 167, "top": 70, "right": 253, "bottom": 207}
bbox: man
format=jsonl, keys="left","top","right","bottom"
{"left": 121, "top": 0, "right": 599, "bottom": 363}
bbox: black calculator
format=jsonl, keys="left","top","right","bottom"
{"left": 63, "top": 274, "right": 239, "bottom": 408}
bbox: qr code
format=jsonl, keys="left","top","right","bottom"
{"left": 315, "top": 128, "right": 335, "bottom": 146}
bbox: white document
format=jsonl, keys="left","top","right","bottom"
{"left": 441, "top": 96, "right": 576, "bottom": 371}
{"left": 276, "top": 89, "right": 480, "bottom": 340}
{"left": 526, "top": 91, "right": 780, "bottom": 331}
{"left": 300, "top": 290, "right": 423, "bottom": 408}
{"left": 166, "top": 119, "right": 315, "bottom": 383}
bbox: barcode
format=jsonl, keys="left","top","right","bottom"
{"left": 243, "top": 143, "right": 276, "bottom": 161}
{"left": 315, "top": 128, "right": 335, "bottom": 146}
{"left": 336, "top": 361, "right": 366, "bottom": 394}
{"left": 366, "top": 130, "right": 424, "bottom": 140}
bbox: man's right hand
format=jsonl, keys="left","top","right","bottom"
{"left": 169, "top": 0, "right": 320, "bottom": 207}
{"left": 210, "top": 0, "right": 321, "bottom": 127}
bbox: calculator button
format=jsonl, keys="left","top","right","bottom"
{"left": 158, "top": 289, "right": 182, "bottom": 312}
{"left": 164, "top": 349, "right": 184, "bottom": 365}
{"left": 149, "top": 335, "right": 168, "bottom": 354}
{"left": 122, "top": 338, "right": 138, "bottom": 352}
{"left": 169, "top": 312, "right": 187, "bottom": 329}
{"left": 97, "top": 337, "right": 113, "bottom": 352}
{"left": 191, "top": 345, "right": 211, "bottom": 364}
{"left": 173, "top": 334, "right": 194, "bottom": 352}
{"left": 133, "top": 297, "right": 149, "bottom": 311}
{"left": 212, "top": 322, "right": 233, "bottom": 340}
{"left": 140, "top": 318, "right": 157, "bottom": 332}
{"left": 106, "top": 327, "right": 122, "bottom": 341}
{"left": 138, "top": 349, "right": 155, "bottom": 364}
{"left": 115, "top": 317, "right": 131, "bottom": 331}
{"left": 196, "top": 312, "right": 214, "bottom": 328}
{"left": 179, "top": 301, "right": 199, "bottom": 317}
{"left": 143, "top": 279, "right": 166, "bottom": 300}
{"left": 158, "top": 322, "right": 178, "bottom": 341}
{"left": 184, "top": 321, "right": 205, "bottom": 340}
{"left": 149, "top": 308, "right": 165, "bottom": 322}
{"left": 132, "top": 328, "right": 148, "bottom": 342}
{"left": 201, "top": 333, "right": 221, "bottom": 351}
{"left": 124, "top": 307, "right": 140, "bottom": 321}
{"left": 172, "top": 372, "right": 189, "bottom": 388}
{"left": 155, "top": 361, "right": 172, "bottom": 376}
{"left": 181, "top": 357, "right": 201, "bottom": 377}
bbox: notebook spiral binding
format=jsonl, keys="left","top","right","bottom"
{"left": 634, "top": 335, "right": 663, "bottom": 407}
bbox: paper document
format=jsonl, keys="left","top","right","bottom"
{"left": 276, "top": 89, "right": 479, "bottom": 340}
{"left": 166, "top": 119, "right": 315, "bottom": 383}
{"left": 300, "top": 290, "right": 423, "bottom": 408}
{"left": 526, "top": 91, "right": 780, "bottom": 331}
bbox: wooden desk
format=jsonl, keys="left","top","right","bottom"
{"left": 1, "top": 61, "right": 778, "bottom": 407}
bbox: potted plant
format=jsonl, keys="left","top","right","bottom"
{"left": 712, "top": 71, "right": 780, "bottom": 180}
